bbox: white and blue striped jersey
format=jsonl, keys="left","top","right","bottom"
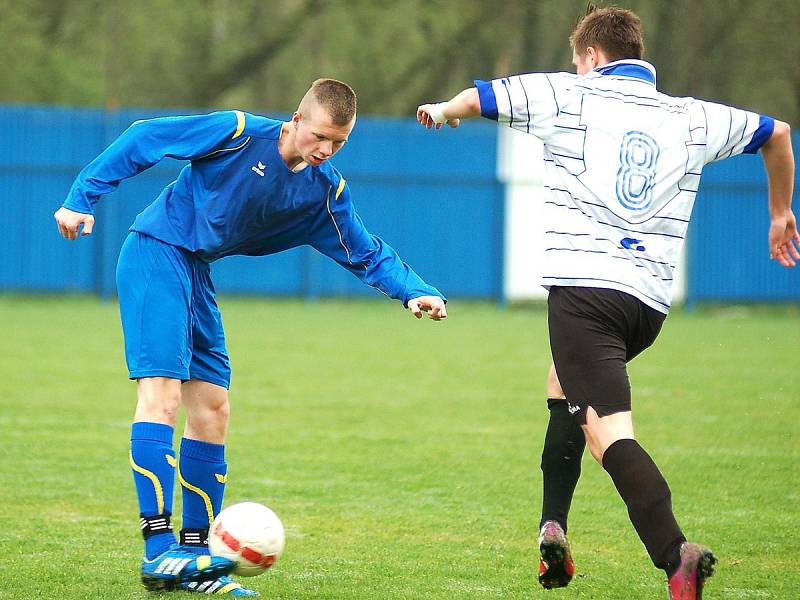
{"left": 475, "top": 59, "right": 774, "bottom": 313}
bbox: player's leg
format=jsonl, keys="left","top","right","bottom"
{"left": 178, "top": 256, "right": 232, "bottom": 550}
{"left": 584, "top": 408, "right": 715, "bottom": 599}
{"left": 179, "top": 379, "right": 229, "bottom": 548}
{"left": 178, "top": 381, "right": 255, "bottom": 596}
{"left": 538, "top": 363, "right": 583, "bottom": 589}
{"left": 540, "top": 364, "right": 585, "bottom": 530}
{"left": 117, "top": 232, "right": 234, "bottom": 590}
{"left": 540, "top": 364, "right": 585, "bottom": 531}
{"left": 175, "top": 258, "right": 256, "bottom": 596}
{"left": 580, "top": 407, "right": 633, "bottom": 463}
{"left": 131, "top": 376, "right": 182, "bottom": 560}
{"left": 549, "top": 286, "right": 715, "bottom": 598}
{"left": 583, "top": 407, "right": 687, "bottom": 571}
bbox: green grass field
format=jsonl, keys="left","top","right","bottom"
{"left": 0, "top": 296, "right": 797, "bottom": 599}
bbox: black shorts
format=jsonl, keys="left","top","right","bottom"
{"left": 547, "top": 286, "right": 666, "bottom": 424}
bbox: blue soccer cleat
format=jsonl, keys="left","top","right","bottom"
{"left": 140, "top": 545, "right": 235, "bottom": 591}
{"left": 181, "top": 575, "right": 260, "bottom": 596}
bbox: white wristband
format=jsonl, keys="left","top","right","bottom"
{"left": 428, "top": 102, "right": 448, "bottom": 125}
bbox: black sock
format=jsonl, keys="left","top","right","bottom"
{"left": 602, "top": 439, "right": 685, "bottom": 575}
{"left": 539, "top": 398, "right": 586, "bottom": 533}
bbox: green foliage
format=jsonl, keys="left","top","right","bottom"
{"left": 0, "top": 0, "right": 797, "bottom": 124}
{"left": 0, "top": 296, "right": 798, "bottom": 598}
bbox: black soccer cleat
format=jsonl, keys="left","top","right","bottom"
{"left": 538, "top": 520, "right": 575, "bottom": 589}
{"left": 667, "top": 542, "right": 717, "bottom": 600}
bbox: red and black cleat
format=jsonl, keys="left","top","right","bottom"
{"left": 538, "top": 520, "right": 575, "bottom": 589}
{"left": 667, "top": 542, "right": 717, "bottom": 600}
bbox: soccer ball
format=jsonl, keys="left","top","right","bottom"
{"left": 208, "top": 502, "right": 285, "bottom": 577}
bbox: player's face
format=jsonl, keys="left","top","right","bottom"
{"left": 572, "top": 48, "right": 595, "bottom": 75}
{"left": 292, "top": 106, "right": 354, "bottom": 167}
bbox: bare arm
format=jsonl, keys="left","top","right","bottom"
{"left": 760, "top": 120, "right": 800, "bottom": 267}
{"left": 417, "top": 88, "right": 482, "bottom": 130}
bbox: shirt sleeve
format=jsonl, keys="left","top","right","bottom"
{"left": 474, "top": 73, "right": 562, "bottom": 140}
{"left": 698, "top": 100, "right": 775, "bottom": 165}
{"left": 308, "top": 178, "right": 446, "bottom": 307}
{"left": 62, "top": 110, "right": 248, "bottom": 214}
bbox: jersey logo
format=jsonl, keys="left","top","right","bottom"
{"left": 251, "top": 161, "right": 266, "bottom": 177}
{"left": 620, "top": 237, "right": 646, "bottom": 252}
{"left": 615, "top": 131, "right": 660, "bottom": 211}
{"left": 567, "top": 402, "right": 581, "bottom": 415}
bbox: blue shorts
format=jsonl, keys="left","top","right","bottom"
{"left": 116, "top": 232, "right": 231, "bottom": 388}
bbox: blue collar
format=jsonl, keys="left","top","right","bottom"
{"left": 593, "top": 60, "right": 656, "bottom": 86}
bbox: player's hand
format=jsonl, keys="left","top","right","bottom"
{"left": 408, "top": 296, "right": 447, "bottom": 320}
{"left": 416, "top": 104, "right": 461, "bottom": 130}
{"left": 768, "top": 211, "right": 800, "bottom": 267}
{"left": 54, "top": 206, "right": 95, "bottom": 240}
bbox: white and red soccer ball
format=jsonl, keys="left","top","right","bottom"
{"left": 208, "top": 502, "right": 285, "bottom": 576}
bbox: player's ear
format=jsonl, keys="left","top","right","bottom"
{"left": 586, "top": 46, "right": 598, "bottom": 67}
{"left": 291, "top": 112, "right": 302, "bottom": 127}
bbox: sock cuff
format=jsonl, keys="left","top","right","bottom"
{"left": 547, "top": 398, "right": 568, "bottom": 411}
{"left": 131, "top": 422, "right": 174, "bottom": 444}
{"left": 180, "top": 437, "right": 225, "bottom": 463}
{"left": 601, "top": 438, "right": 641, "bottom": 470}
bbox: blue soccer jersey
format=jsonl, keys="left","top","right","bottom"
{"left": 63, "top": 110, "right": 444, "bottom": 306}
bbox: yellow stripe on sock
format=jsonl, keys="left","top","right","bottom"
{"left": 215, "top": 473, "right": 227, "bottom": 484}
{"left": 129, "top": 450, "right": 166, "bottom": 515}
{"left": 166, "top": 454, "right": 177, "bottom": 467}
{"left": 232, "top": 110, "right": 245, "bottom": 139}
{"left": 178, "top": 463, "right": 216, "bottom": 527}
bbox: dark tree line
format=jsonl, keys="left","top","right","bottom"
{"left": 1, "top": 0, "right": 797, "bottom": 124}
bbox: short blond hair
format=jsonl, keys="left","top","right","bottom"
{"left": 570, "top": 5, "right": 644, "bottom": 61}
{"left": 298, "top": 79, "right": 357, "bottom": 125}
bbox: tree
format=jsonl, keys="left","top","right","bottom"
{"left": 0, "top": 0, "right": 796, "bottom": 125}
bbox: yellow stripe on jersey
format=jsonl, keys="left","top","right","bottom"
{"left": 335, "top": 177, "right": 346, "bottom": 200}
{"left": 129, "top": 450, "right": 166, "bottom": 515}
{"left": 326, "top": 187, "right": 351, "bottom": 262}
{"left": 178, "top": 464, "right": 215, "bottom": 527}
{"left": 232, "top": 111, "right": 246, "bottom": 139}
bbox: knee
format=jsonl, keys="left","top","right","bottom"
{"left": 583, "top": 423, "right": 615, "bottom": 464}
{"left": 582, "top": 410, "right": 635, "bottom": 465}
{"left": 208, "top": 396, "right": 230, "bottom": 426}
{"left": 189, "top": 395, "right": 230, "bottom": 428}
{"left": 135, "top": 381, "right": 182, "bottom": 425}
{"left": 586, "top": 435, "right": 605, "bottom": 464}
{"left": 546, "top": 364, "right": 565, "bottom": 399}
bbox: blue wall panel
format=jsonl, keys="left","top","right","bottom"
{"left": 2, "top": 103, "right": 794, "bottom": 304}
{"left": 0, "top": 105, "right": 502, "bottom": 301}
{"left": 0, "top": 105, "right": 106, "bottom": 291}
{"left": 687, "top": 139, "right": 800, "bottom": 303}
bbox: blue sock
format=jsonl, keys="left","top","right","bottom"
{"left": 130, "top": 422, "right": 177, "bottom": 560}
{"left": 179, "top": 437, "right": 227, "bottom": 550}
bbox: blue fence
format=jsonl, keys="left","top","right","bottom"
{"left": 687, "top": 148, "right": 800, "bottom": 303}
{"left": 0, "top": 105, "right": 503, "bottom": 301}
{"left": 0, "top": 104, "right": 797, "bottom": 304}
